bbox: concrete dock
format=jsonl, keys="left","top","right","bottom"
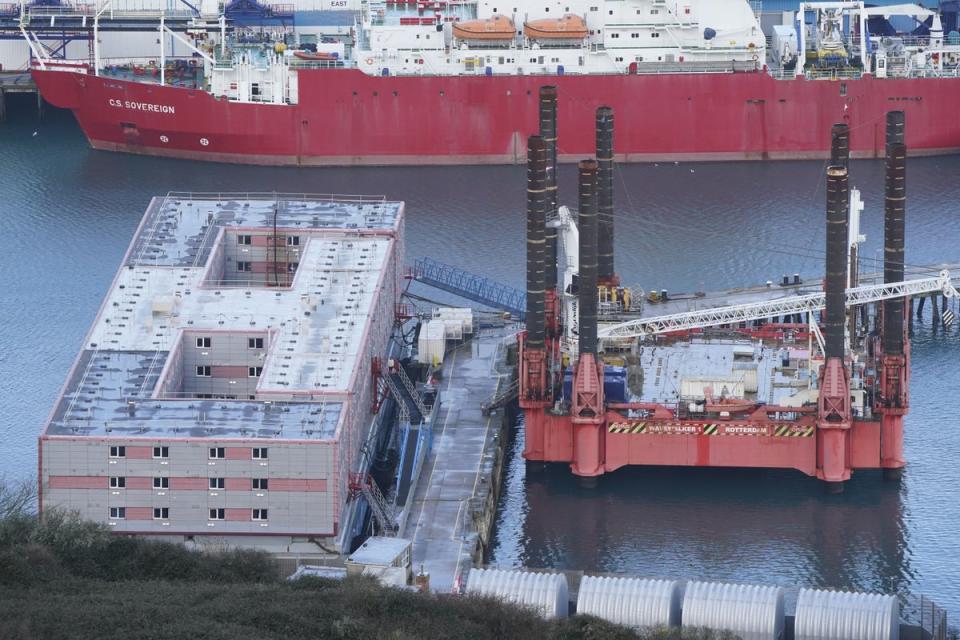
{"left": 404, "top": 326, "right": 515, "bottom": 593}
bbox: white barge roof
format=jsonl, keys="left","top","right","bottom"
{"left": 44, "top": 193, "right": 404, "bottom": 441}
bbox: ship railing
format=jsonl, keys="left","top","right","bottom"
{"left": 631, "top": 60, "right": 760, "bottom": 75}
{"left": 288, "top": 59, "right": 354, "bottom": 70}
{"left": 23, "top": 2, "right": 95, "bottom": 16}
{"left": 165, "top": 191, "right": 389, "bottom": 205}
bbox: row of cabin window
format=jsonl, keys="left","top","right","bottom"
{"left": 108, "top": 446, "right": 269, "bottom": 460}
{"left": 109, "top": 477, "right": 269, "bottom": 490}
{"left": 609, "top": 32, "right": 659, "bottom": 38}
{"left": 237, "top": 235, "right": 300, "bottom": 246}
{"left": 108, "top": 507, "right": 268, "bottom": 520}
{"left": 196, "top": 337, "right": 265, "bottom": 349}
{"left": 235, "top": 262, "right": 298, "bottom": 273}
{"left": 492, "top": 6, "right": 661, "bottom": 13}
{"left": 194, "top": 366, "right": 262, "bottom": 377}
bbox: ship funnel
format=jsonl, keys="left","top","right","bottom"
{"left": 578, "top": 159, "right": 599, "bottom": 356}
{"left": 830, "top": 123, "right": 850, "bottom": 170}
{"left": 883, "top": 141, "right": 907, "bottom": 356}
{"left": 886, "top": 110, "right": 905, "bottom": 147}
{"left": 526, "top": 135, "right": 548, "bottom": 350}
{"left": 540, "top": 86, "right": 558, "bottom": 292}
{"left": 596, "top": 106, "right": 615, "bottom": 282}
{"left": 825, "top": 165, "right": 849, "bottom": 361}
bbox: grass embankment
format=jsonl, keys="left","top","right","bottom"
{"left": 0, "top": 483, "right": 645, "bottom": 640}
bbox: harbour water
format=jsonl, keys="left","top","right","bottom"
{"left": 1, "top": 96, "right": 958, "bottom": 617}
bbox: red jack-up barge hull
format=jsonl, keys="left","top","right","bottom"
{"left": 519, "top": 89, "right": 909, "bottom": 490}
{"left": 30, "top": 64, "right": 960, "bottom": 165}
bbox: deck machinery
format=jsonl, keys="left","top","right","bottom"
{"left": 519, "top": 89, "right": 950, "bottom": 490}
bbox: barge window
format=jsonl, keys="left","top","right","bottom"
{"left": 248, "top": 366, "right": 263, "bottom": 378}
{"left": 209, "top": 478, "right": 224, "bottom": 490}
{"left": 238, "top": 234, "right": 252, "bottom": 245}
{"left": 252, "top": 478, "right": 268, "bottom": 490}
{"left": 196, "top": 365, "right": 211, "bottom": 377}
{"left": 109, "top": 507, "right": 125, "bottom": 519}
{"left": 153, "top": 477, "right": 169, "bottom": 489}
{"left": 110, "top": 476, "right": 125, "bottom": 488}
{"left": 209, "top": 447, "right": 225, "bottom": 459}
{"left": 252, "top": 447, "right": 268, "bottom": 460}
{"left": 109, "top": 446, "right": 126, "bottom": 458}
{"left": 153, "top": 446, "right": 169, "bottom": 458}
{"left": 209, "top": 508, "right": 225, "bottom": 520}
{"left": 252, "top": 509, "right": 268, "bottom": 521}
{"left": 248, "top": 337, "right": 264, "bottom": 349}
{"left": 153, "top": 508, "right": 169, "bottom": 519}
{"left": 196, "top": 336, "right": 211, "bottom": 348}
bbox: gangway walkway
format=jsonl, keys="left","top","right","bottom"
{"left": 403, "top": 326, "right": 511, "bottom": 593}
{"left": 412, "top": 258, "right": 526, "bottom": 320}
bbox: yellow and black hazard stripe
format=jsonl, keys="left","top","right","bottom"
{"left": 774, "top": 424, "right": 816, "bottom": 438}
{"left": 608, "top": 422, "right": 648, "bottom": 434}
{"left": 702, "top": 424, "right": 719, "bottom": 436}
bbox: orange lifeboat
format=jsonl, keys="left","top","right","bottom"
{"left": 453, "top": 15, "right": 516, "bottom": 41}
{"left": 523, "top": 14, "right": 587, "bottom": 40}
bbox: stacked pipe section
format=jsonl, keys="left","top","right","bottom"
{"left": 571, "top": 159, "right": 605, "bottom": 477}
{"left": 883, "top": 133, "right": 906, "bottom": 358}
{"left": 596, "top": 107, "right": 616, "bottom": 285}
{"left": 829, "top": 123, "right": 850, "bottom": 170}
{"left": 879, "top": 111, "right": 908, "bottom": 478}
{"left": 578, "top": 159, "right": 599, "bottom": 358}
{"left": 520, "top": 136, "right": 552, "bottom": 462}
{"left": 525, "top": 135, "right": 547, "bottom": 356}
{"left": 817, "top": 164, "right": 853, "bottom": 490}
{"left": 824, "top": 168, "right": 848, "bottom": 361}
{"left": 539, "top": 86, "right": 559, "bottom": 338}
{"left": 521, "top": 136, "right": 550, "bottom": 402}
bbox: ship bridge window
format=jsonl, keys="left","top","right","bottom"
{"left": 651, "top": 32, "right": 660, "bottom": 38}
{"left": 631, "top": 33, "right": 639, "bottom": 38}
{"left": 590, "top": 6, "right": 597, "bottom": 11}
{"left": 499, "top": 56, "right": 505, "bottom": 64}
{"left": 609, "top": 9, "right": 613, "bottom": 14}
{"left": 615, "top": 57, "right": 624, "bottom": 62}
{"left": 611, "top": 33, "right": 619, "bottom": 38}
{"left": 251, "top": 83, "right": 260, "bottom": 97}
{"left": 651, "top": 8, "right": 659, "bottom": 14}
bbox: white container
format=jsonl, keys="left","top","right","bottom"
{"left": 466, "top": 568, "right": 569, "bottom": 619}
{"left": 795, "top": 589, "right": 899, "bottom": 640}
{"left": 417, "top": 319, "right": 447, "bottom": 365}
{"left": 577, "top": 576, "right": 681, "bottom": 629}
{"left": 682, "top": 581, "right": 785, "bottom": 640}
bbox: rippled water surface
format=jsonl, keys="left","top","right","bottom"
{"left": 1, "top": 97, "right": 958, "bottom": 616}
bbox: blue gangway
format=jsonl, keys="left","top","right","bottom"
{"left": 412, "top": 257, "right": 525, "bottom": 320}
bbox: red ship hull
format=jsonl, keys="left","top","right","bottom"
{"left": 32, "top": 66, "right": 960, "bottom": 165}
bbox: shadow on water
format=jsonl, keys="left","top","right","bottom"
{"left": 492, "top": 414, "right": 913, "bottom": 598}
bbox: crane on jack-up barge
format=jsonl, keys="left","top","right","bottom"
{"left": 519, "top": 90, "right": 957, "bottom": 491}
